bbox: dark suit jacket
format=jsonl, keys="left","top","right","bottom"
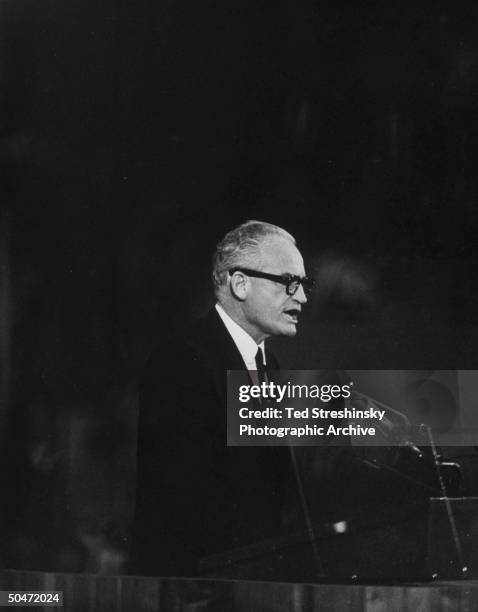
{"left": 130, "top": 308, "right": 288, "bottom": 576}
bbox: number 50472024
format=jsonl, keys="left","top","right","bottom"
{"left": 2, "top": 591, "right": 63, "bottom": 606}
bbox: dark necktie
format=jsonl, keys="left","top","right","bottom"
{"left": 255, "top": 347, "right": 268, "bottom": 385}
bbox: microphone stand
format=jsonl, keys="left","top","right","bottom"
{"left": 346, "top": 380, "right": 467, "bottom": 578}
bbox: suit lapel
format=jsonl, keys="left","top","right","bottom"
{"left": 185, "top": 309, "right": 245, "bottom": 403}
{"left": 187, "top": 309, "right": 280, "bottom": 407}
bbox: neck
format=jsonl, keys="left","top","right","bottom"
{"left": 217, "top": 300, "right": 267, "bottom": 344}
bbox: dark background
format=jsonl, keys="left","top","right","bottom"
{"left": 0, "top": 0, "right": 477, "bottom": 573}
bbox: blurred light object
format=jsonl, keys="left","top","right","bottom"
{"left": 333, "top": 520, "right": 348, "bottom": 534}
{"left": 311, "top": 251, "right": 379, "bottom": 321}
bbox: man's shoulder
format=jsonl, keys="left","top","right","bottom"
{"left": 143, "top": 308, "right": 243, "bottom": 377}
{"left": 183, "top": 308, "right": 222, "bottom": 349}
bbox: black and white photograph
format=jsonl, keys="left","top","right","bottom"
{"left": 0, "top": 1, "right": 478, "bottom": 610}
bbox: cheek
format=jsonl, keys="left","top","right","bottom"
{"left": 270, "top": 300, "right": 288, "bottom": 321}
{"left": 247, "top": 288, "right": 285, "bottom": 319}
{"left": 251, "top": 289, "right": 272, "bottom": 311}
{"left": 246, "top": 294, "right": 268, "bottom": 319}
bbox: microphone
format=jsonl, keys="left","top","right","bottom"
{"left": 374, "top": 413, "right": 424, "bottom": 458}
{"left": 348, "top": 386, "right": 424, "bottom": 459}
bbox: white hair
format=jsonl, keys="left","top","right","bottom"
{"left": 212, "top": 220, "right": 296, "bottom": 298}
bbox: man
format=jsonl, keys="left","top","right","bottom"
{"left": 130, "top": 220, "right": 313, "bottom": 576}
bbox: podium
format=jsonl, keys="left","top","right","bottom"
{"left": 2, "top": 496, "right": 478, "bottom": 609}
{"left": 428, "top": 497, "right": 478, "bottom": 580}
{"left": 0, "top": 569, "right": 477, "bottom": 611}
{"left": 201, "top": 497, "right": 478, "bottom": 583}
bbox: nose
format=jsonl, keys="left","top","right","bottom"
{"left": 294, "top": 283, "right": 308, "bottom": 304}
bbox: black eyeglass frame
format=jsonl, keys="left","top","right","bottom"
{"left": 228, "top": 267, "right": 315, "bottom": 297}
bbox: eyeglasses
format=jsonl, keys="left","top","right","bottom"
{"left": 229, "top": 267, "right": 315, "bottom": 297}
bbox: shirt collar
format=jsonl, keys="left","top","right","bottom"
{"left": 215, "top": 303, "right": 265, "bottom": 369}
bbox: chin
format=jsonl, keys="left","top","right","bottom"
{"left": 278, "top": 325, "right": 297, "bottom": 337}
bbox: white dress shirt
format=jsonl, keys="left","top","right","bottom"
{"left": 215, "top": 303, "right": 266, "bottom": 371}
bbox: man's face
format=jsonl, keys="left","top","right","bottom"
{"left": 240, "top": 235, "right": 308, "bottom": 342}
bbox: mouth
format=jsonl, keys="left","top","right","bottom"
{"left": 283, "top": 308, "right": 301, "bottom": 323}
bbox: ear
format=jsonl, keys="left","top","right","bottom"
{"left": 229, "top": 271, "right": 249, "bottom": 301}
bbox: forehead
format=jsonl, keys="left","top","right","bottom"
{"left": 257, "top": 235, "right": 305, "bottom": 275}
